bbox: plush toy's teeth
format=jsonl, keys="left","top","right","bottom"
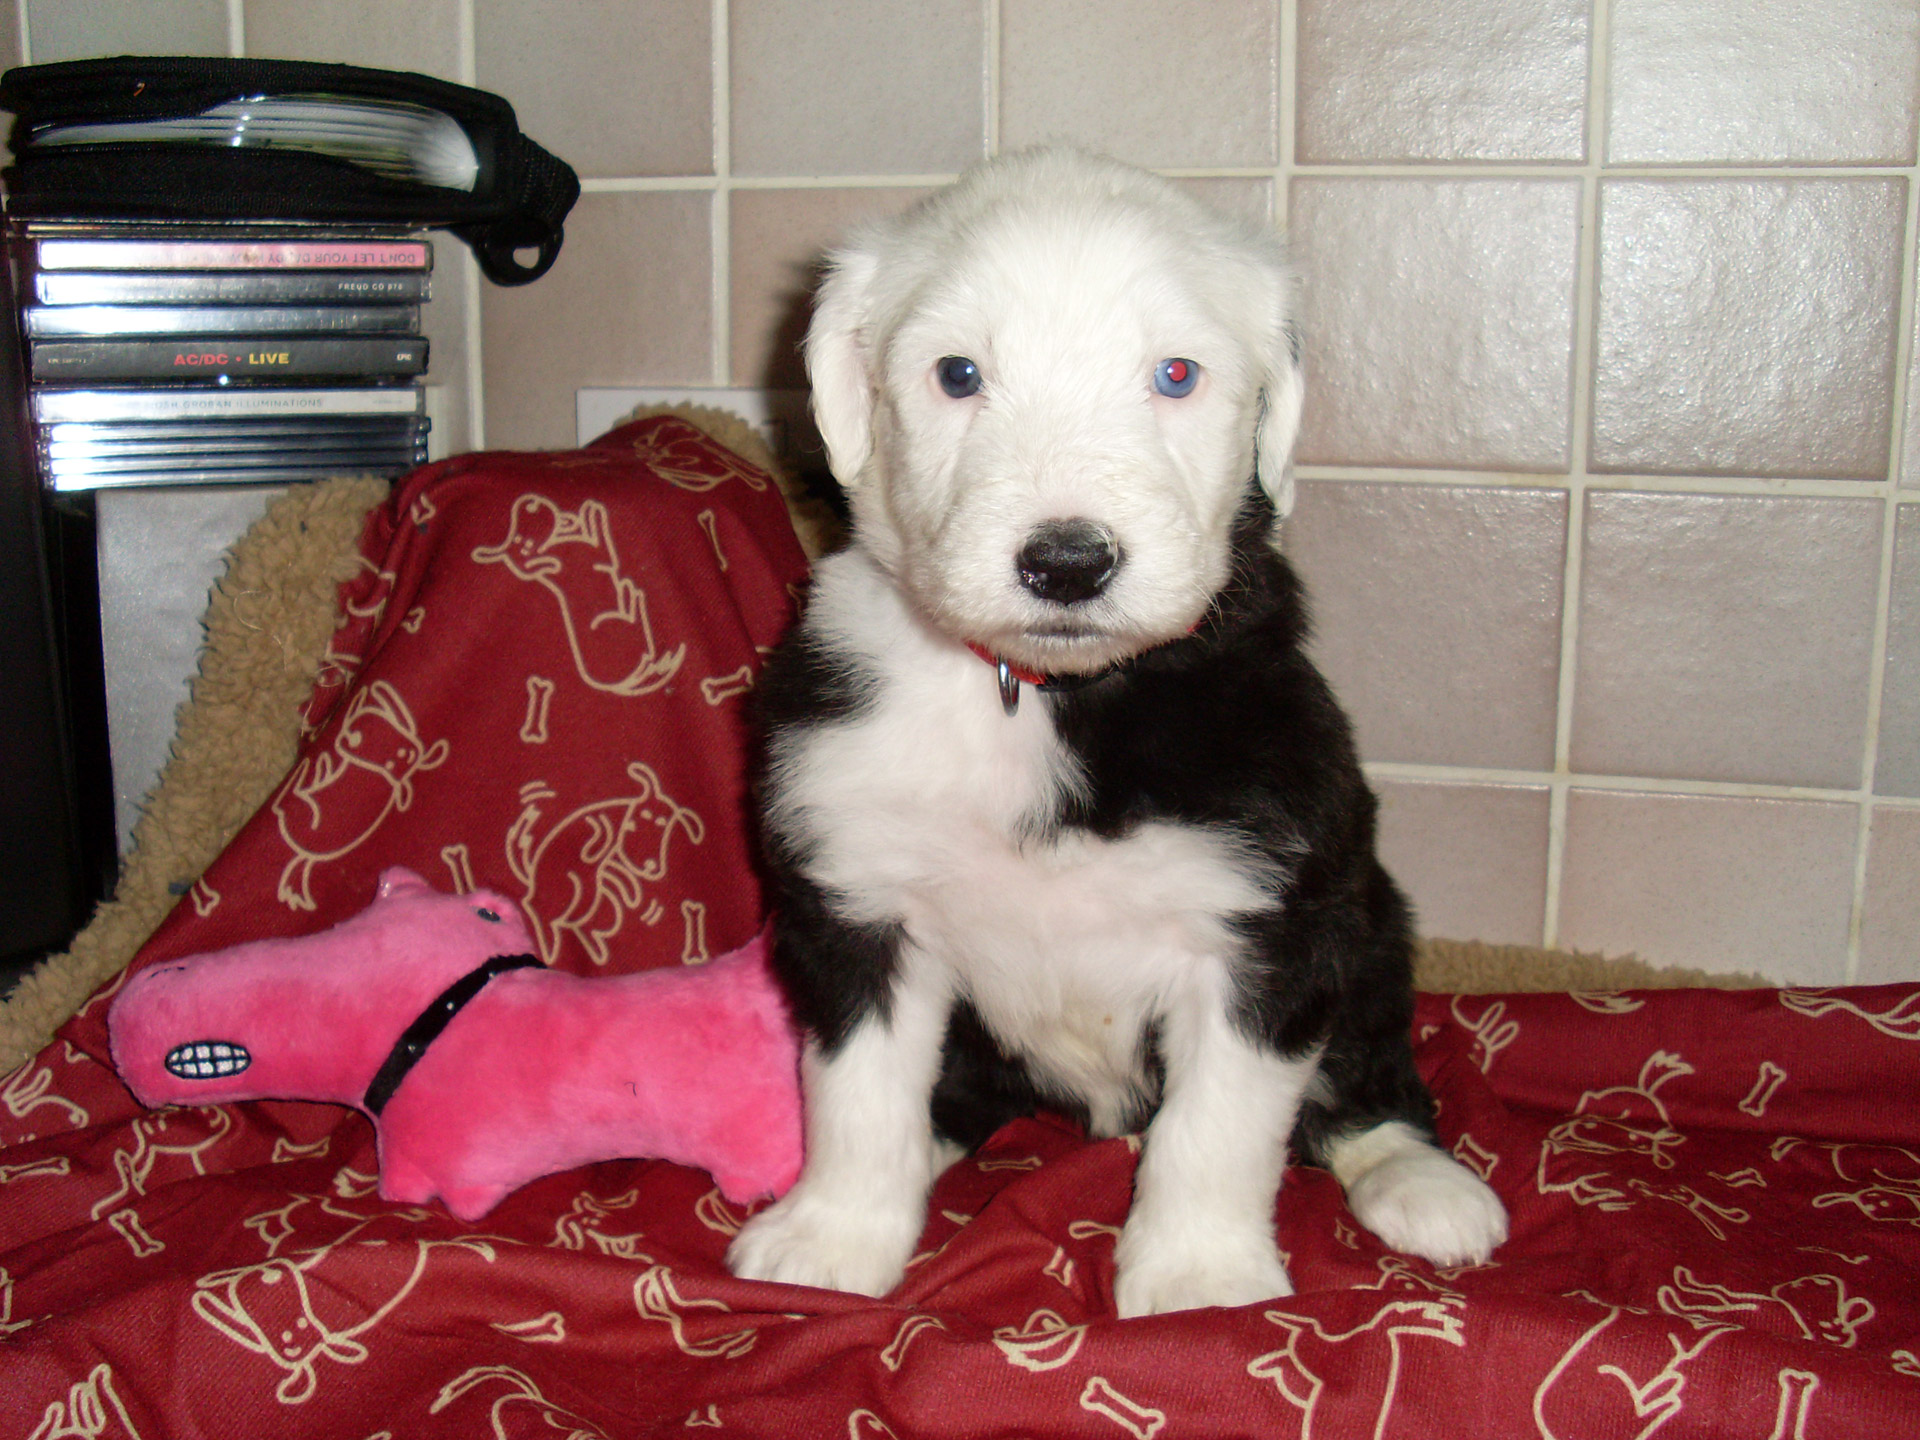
{"left": 164, "top": 1040, "right": 251, "bottom": 1080}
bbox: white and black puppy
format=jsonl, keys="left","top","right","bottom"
{"left": 726, "top": 147, "right": 1507, "bottom": 1318}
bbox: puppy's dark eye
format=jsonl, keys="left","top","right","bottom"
{"left": 936, "top": 355, "right": 982, "bottom": 398}
{"left": 1153, "top": 358, "right": 1199, "bottom": 398}
{"left": 476, "top": 907, "right": 501, "bottom": 923}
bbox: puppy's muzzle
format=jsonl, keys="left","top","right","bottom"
{"left": 1018, "top": 519, "right": 1122, "bottom": 605}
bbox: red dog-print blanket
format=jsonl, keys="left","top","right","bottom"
{"left": 3, "top": 418, "right": 1917, "bottom": 1437}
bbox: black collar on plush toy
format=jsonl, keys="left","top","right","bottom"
{"left": 363, "top": 952, "right": 544, "bottom": 1116}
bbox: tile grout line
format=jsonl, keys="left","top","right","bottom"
{"left": 1270, "top": 1, "right": 1293, "bottom": 561}
{"left": 1290, "top": 163, "right": 1917, "bottom": 180}
{"left": 1276, "top": 0, "right": 1296, "bottom": 234}
{"left": 580, "top": 176, "right": 736, "bottom": 192}
{"left": 1852, "top": 499, "right": 1902, "bottom": 981}
{"left": 1292, "top": 467, "right": 1898, "bottom": 496}
{"left": 1542, "top": 0, "right": 1614, "bottom": 951}
{"left": 570, "top": 167, "right": 1920, "bottom": 190}
{"left": 986, "top": 0, "right": 1001, "bottom": 158}
{"left": 459, "top": 0, "right": 483, "bottom": 450}
{"left": 1362, "top": 759, "right": 1920, "bottom": 807}
{"left": 711, "top": 0, "right": 732, "bottom": 386}
{"left": 14, "top": 0, "right": 27, "bottom": 66}
{"left": 227, "top": 0, "right": 244, "bottom": 57}
{"left": 576, "top": 166, "right": 1919, "bottom": 192}
{"left": 1846, "top": 167, "right": 1920, "bottom": 981}
{"left": 582, "top": 173, "right": 965, "bottom": 191}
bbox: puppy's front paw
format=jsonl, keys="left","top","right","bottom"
{"left": 725, "top": 1187, "right": 921, "bottom": 1297}
{"left": 1346, "top": 1148, "right": 1508, "bottom": 1267}
{"left": 1111, "top": 1216, "right": 1293, "bottom": 1319}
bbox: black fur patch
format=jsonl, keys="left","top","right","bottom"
{"left": 759, "top": 484, "right": 1438, "bottom": 1157}
{"left": 1032, "top": 487, "right": 1438, "bottom": 1158}
{"left": 756, "top": 618, "right": 880, "bottom": 730}
{"left": 931, "top": 1001, "right": 1069, "bottom": 1150}
{"left": 751, "top": 626, "right": 893, "bottom": 1050}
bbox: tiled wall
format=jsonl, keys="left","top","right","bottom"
{"left": 15, "top": 0, "right": 1920, "bottom": 984}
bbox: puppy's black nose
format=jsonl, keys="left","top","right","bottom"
{"left": 1017, "top": 520, "right": 1121, "bottom": 605}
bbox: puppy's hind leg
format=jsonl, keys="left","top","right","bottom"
{"left": 726, "top": 969, "right": 950, "bottom": 1298}
{"left": 1302, "top": 872, "right": 1508, "bottom": 1268}
{"left": 1306, "top": 1033, "right": 1509, "bottom": 1267}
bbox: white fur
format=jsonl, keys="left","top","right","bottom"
{"left": 728, "top": 149, "right": 1500, "bottom": 1317}
{"left": 724, "top": 954, "right": 952, "bottom": 1297}
{"left": 738, "top": 546, "right": 1293, "bottom": 1306}
{"left": 773, "top": 549, "right": 1286, "bottom": 1133}
{"left": 803, "top": 148, "right": 1302, "bottom": 680}
{"left": 1329, "top": 1120, "right": 1509, "bottom": 1268}
{"left": 1113, "top": 1006, "right": 1320, "bottom": 1316}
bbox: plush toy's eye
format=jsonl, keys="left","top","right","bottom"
{"left": 936, "top": 355, "right": 982, "bottom": 398}
{"left": 476, "top": 908, "right": 501, "bottom": 923}
{"left": 1154, "top": 358, "right": 1199, "bottom": 398}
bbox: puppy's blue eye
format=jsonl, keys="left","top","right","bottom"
{"left": 1154, "top": 358, "right": 1199, "bottom": 398}
{"left": 937, "top": 356, "right": 981, "bottom": 398}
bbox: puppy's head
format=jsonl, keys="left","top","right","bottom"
{"left": 806, "top": 147, "right": 1302, "bottom": 676}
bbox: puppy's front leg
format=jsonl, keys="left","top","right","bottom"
{"left": 727, "top": 975, "right": 948, "bottom": 1298}
{"left": 1113, "top": 996, "right": 1318, "bottom": 1318}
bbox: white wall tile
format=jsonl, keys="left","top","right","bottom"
{"left": 26, "top": 0, "right": 227, "bottom": 61}
{"left": 1375, "top": 780, "right": 1552, "bottom": 945}
{"left": 1291, "top": 179, "right": 1581, "bottom": 472}
{"left": 1590, "top": 180, "right": 1906, "bottom": 480}
{"left": 243, "top": 0, "right": 462, "bottom": 78}
{"left": 475, "top": 0, "right": 712, "bottom": 177}
{"left": 1608, "top": 0, "right": 1920, "bottom": 164}
{"left": 999, "top": 0, "right": 1278, "bottom": 168}
{"left": 481, "top": 192, "right": 712, "bottom": 450}
{"left": 1285, "top": 483, "right": 1567, "bottom": 771}
{"left": 1298, "top": 0, "right": 1589, "bottom": 162}
{"left": 1860, "top": 807, "right": 1920, "bottom": 984}
{"left": 1559, "top": 790, "right": 1857, "bottom": 984}
{"left": 731, "top": 0, "right": 985, "bottom": 176}
{"left": 1573, "top": 492, "right": 1882, "bottom": 789}
{"left": 1876, "top": 506, "right": 1920, "bottom": 798}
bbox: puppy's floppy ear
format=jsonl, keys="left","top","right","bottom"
{"left": 1252, "top": 268, "right": 1306, "bottom": 519}
{"left": 804, "top": 242, "right": 883, "bottom": 489}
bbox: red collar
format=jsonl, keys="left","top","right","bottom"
{"left": 964, "top": 640, "right": 1114, "bottom": 716}
{"left": 964, "top": 640, "right": 1049, "bottom": 688}
{"left": 964, "top": 618, "right": 1204, "bottom": 717}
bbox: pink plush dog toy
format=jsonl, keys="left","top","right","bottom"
{"left": 108, "top": 867, "right": 803, "bottom": 1220}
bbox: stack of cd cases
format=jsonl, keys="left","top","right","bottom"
{"left": 14, "top": 225, "right": 432, "bottom": 491}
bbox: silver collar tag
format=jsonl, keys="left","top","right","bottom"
{"left": 997, "top": 659, "right": 1021, "bottom": 716}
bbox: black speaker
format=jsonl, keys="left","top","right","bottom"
{"left": 0, "top": 235, "right": 114, "bottom": 980}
